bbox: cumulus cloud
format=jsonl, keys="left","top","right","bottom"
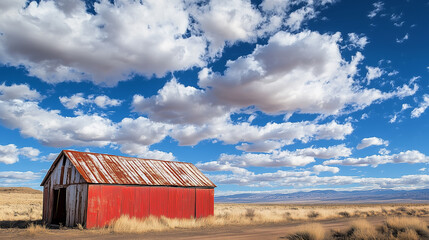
{"left": 295, "top": 144, "right": 352, "bottom": 159}
{"left": 411, "top": 94, "right": 429, "bottom": 118}
{"left": 0, "top": 83, "right": 42, "bottom": 101}
{"left": 324, "top": 150, "right": 429, "bottom": 167}
{"left": 365, "top": 66, "right": 384, "bottom": 84}
{"left": 0, "top": 171, "right": 41, "bottom": 185}
{"left": 119, "top": 143, "right": 175, "bottom": 161}
{"left": 347, "top": 33, "right": 369, "bottom": 49}
{"left": 170, "top": 120, "right": 353, "bottom": 146}
{"left": 0, "top": 0, "right": 339, "bottom": 85}
{"left": 0, "top": 83, "right": 355, "bottom": 159}
{"left": 191, "top": 0, "right": 262, "bottom": 55}
{"left": 132, "top": 79, "right": 231, "bottom": 125}
{"left": 198, "top": 31, "right": 416, "bottom": 116}
{"left": 0, "top": 0, "right": 206, "bottom": 86}
{"left": 208, "top": 169, "right": 429, "bottom": 189}
{"left": 0, "top": 83, "right": 174, "bottom": 160}
{"left": 198, "top": 144, "right": 351, "bottom": 170}
{"left": 40, "top": 153, "right": 59, "bottom": 162}
{"left": 215, "top": 151, "right": 316, "bottom": 168}
{"left": 356, "top": 137, "right": 389, "bottom": 150}
{"left": 0, "top": 144, "right": 40, "bottom": 164}
{"left": 60, "top": 93, "right": 122, "bottom": 109}
{"left": 312, "top": 165, "right": 340, "bottom": 174}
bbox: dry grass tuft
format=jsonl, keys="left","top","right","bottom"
{"left": 25, "top": 223, "right": 47, "bottom": 235}
{"left": 286, "top": 223, "right": 325, "bottom": 240}
{"left": 307, "top": 211, "right": 320, "bottom": 219}
{"left": 347, "top": 219, "right": 379, "bottom": 240}
{"left": 396, "top": 228, "right": 420, "bottom": 240}
{"left": 386, "top": 216, "right": 429, "bottom": 236}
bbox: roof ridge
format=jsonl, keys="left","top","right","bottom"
{"left": 62, "top": 149, "right": 190, "bottom": 164}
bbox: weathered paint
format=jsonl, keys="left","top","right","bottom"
{"left": 196, "top": 188, "right": 215, "bottom": 218}
{"left": 42, "top": 150, "right": 215, "bottom": 188}
{"left": 86, "top": 185, "right": 213, "bottom": 228}
{"left": 42, "top": 155, "right": 88, "bottom": 227}
{"left": 42, "top": 150, "right": 216, "bottom": 228}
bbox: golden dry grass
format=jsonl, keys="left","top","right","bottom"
{"left": 0, "top": 187, "right": 428, "bottom": 235}
{"left": 287, "top": 217, "right": 429, "bottom": 240}
{"left": 25, "top": 223, "right": 47, "bottom": 235}
{"left": 286, "top": 223, "right": 325, "bottom": 240}
{"left": 0, "top": 190, "right": 42, "bottom": 221}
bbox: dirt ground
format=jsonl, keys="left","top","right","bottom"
{"left": 0, "top": 216, "right": 428, "bottom": 240}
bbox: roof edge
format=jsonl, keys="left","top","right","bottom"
{"left": 40, "top": 150, "right": 66, "bottom": 186}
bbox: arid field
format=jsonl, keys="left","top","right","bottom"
{"left": 1, "top": 187, "right": 429, "bottom": 239}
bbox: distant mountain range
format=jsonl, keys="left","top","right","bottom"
{"left": 215, "top": 189, "right": 429, "bottom": 203}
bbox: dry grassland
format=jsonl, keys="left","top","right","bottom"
{"left": 0, "top": 188, "right": 428, "bottom": 238}
{"left": 0, "top": 188, "right": 42, "bottom": 222}
{"left": 107, "top": 203, "right": 429, "bottom": 233}
{"left": 286, "top": 217, "right": 429, "bottom": 240}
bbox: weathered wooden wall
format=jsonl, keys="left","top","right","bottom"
{"left": 86, "top": 185, "right": 214, "bottom": 228}
{"left": 42, "top": 154, "right": 88, "bottom": 227}
{"left": 65, "top": 184, "right": 88, "bottom": 226}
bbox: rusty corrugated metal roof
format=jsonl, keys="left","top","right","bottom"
{"left": 41, "top": 150, "right": 216, "bottom": 188}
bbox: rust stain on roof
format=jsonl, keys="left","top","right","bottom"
{"left": 41, "top": 150, "right": 216, "bottom": 188}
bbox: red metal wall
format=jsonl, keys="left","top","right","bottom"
{"left": 86, "top": 185, "right": 214, "bottom": 228}
{"left": 196, "top": 188, "right": 214, "bottom": 218}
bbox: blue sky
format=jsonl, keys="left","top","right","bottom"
{"left": 0, "top": 0, "right": 428, "bottom": 195}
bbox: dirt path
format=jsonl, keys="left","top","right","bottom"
{"left": 1, "top": 216, "right": 428, "bottom": 240}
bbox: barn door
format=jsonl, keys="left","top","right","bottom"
{"left": 52, "top": 188, "right": 67, "bottom": 225}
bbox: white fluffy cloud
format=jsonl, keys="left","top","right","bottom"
{"left": 0, "top": 0, "right": 206, "bottom": 86}
{"left": 60, "top": 93, "right": 122, "bottom": 109}
{"left": 0, "top": 144, "right": 40, "bottom": 164}
{"left": 119, "top": 143, "right": 175, "bottom": 161}
{"left": 0, "top": 84, "right": 174, "bottom": 160}
{"left": 0, "top": 83, "right": 42, "bottom": 101}
{"left": 198, "top": 31, "right": 415, "bottom": 116}
{"left": 208, "top": 170, "right": 429, "bottom": 189}
{"left": 312, "top": 165, "right": 340, "bottom": 174}
{"left": 348, "top": 33, "right": 368, "bottom": 49}
{"left": 324, "top": 150, "right": 429, "bottom": 167}
{"left": 0, "top": 83, "right": 355, "bottom": 160}
{"left": 411, "top": 94, "right": 429, "bottom": 118}
{"left": 132, "top": 79, "right": 231, "bottom": 125}
{"left": 0, "top": 0, "right": 338, "bottom": 85}
{"left": 198, "top": 144, "right": 351, "bottom": 170}
{"left": 192, "top": 0, "right": 262, "bottom": 55}
{"left": 0, "top": 171, "right": 41, "bottom": 185}
{"left": 170, "top": 120, "right": 353, "bottom": 146}
{"left": 365, "top": 66, "right": 384, "bottom": 84}
{"left": 356, "top": 137, "right": 389, "bottom": 150}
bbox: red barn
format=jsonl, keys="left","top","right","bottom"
{"left": 40, "top": 150, "right": 216, "bottom": 228}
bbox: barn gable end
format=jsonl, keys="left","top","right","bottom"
{"left": 42, "top": 152, "right": 88, "bottom": 227}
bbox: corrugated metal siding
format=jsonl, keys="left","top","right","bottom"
{"left": 196, "top": 188, "right": 214, "bottom": 218}
{"left": 86, "top": 185, "right": 212, "bottom": 228}
{"left": 63, "top": 150, "right": 215, "bottom": 188}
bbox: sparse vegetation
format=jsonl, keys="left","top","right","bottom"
{"left": 0, "top": 187, "right": 428, "bottom": 238}
{"left": 0, "top": 188, "right": 42, "bottom": 222}
{"left": 287, "top": 217, "right": 429, "bottom": 240}
{"left": 25, "top": 223, "right": 47, "bottom": 235}
{"left": 286, "top": 223, "right": 325, "bottom": 240}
